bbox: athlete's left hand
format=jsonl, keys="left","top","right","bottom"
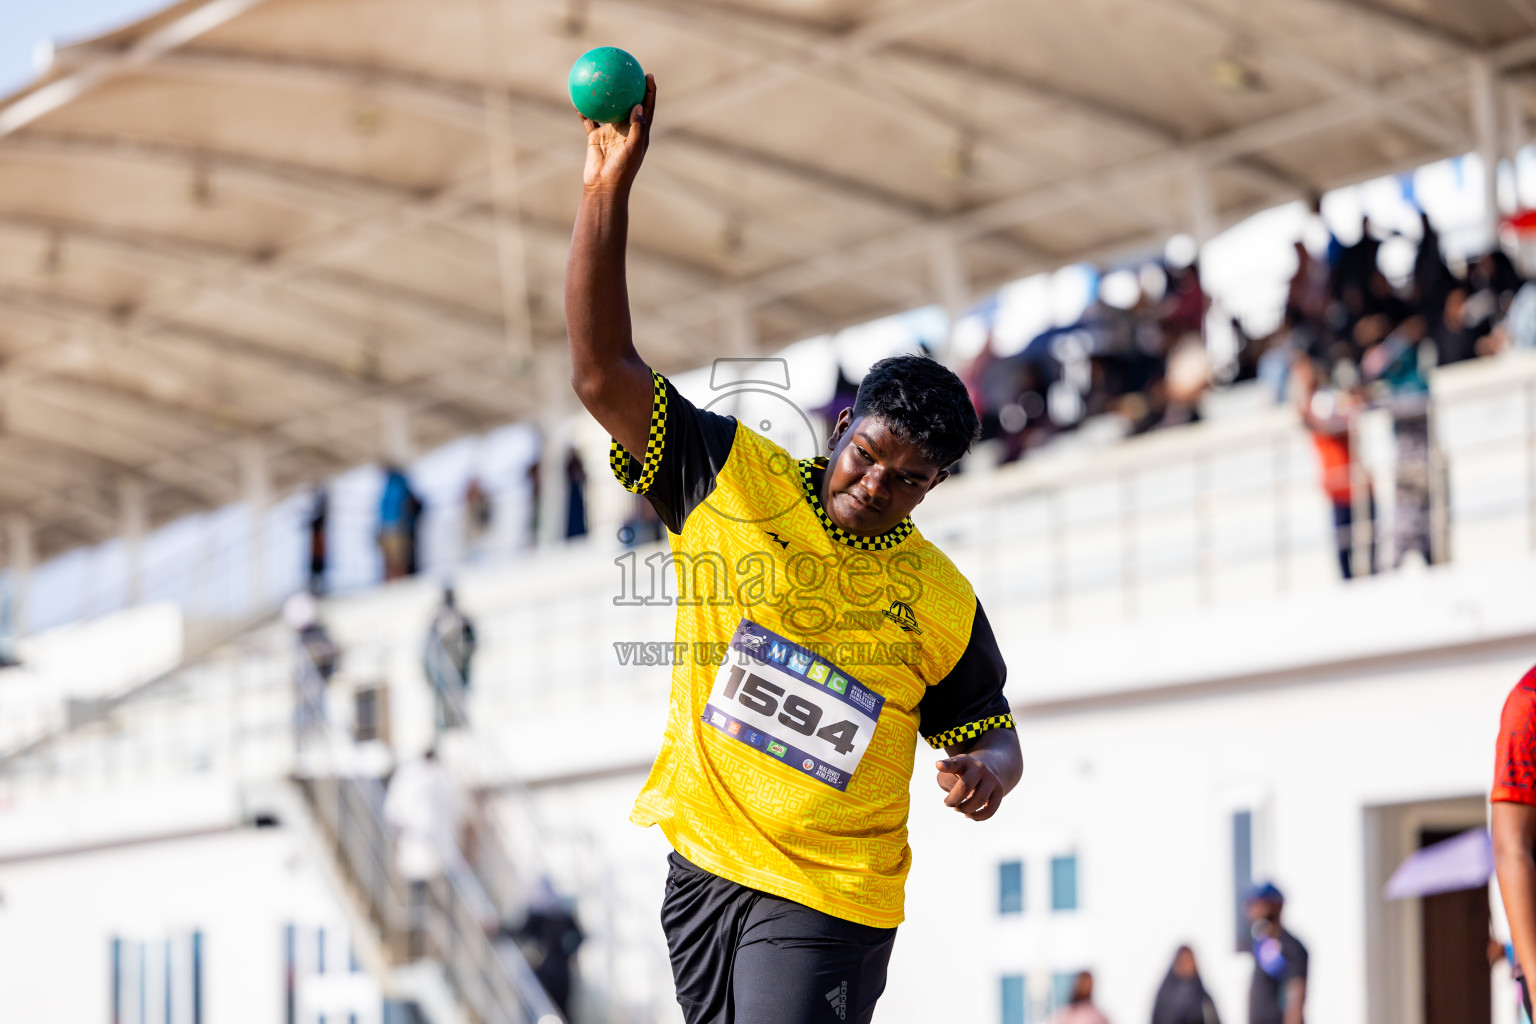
{"left": 935, "top": 755, "right": 1005, "bottom": 821}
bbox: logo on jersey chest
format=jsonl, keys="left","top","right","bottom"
{"left": 882, "top": 600, "right": 923, "bottom": 634}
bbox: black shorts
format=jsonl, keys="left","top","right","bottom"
{"left": 660, "top": 852, "right": 897, "bottom": 1024}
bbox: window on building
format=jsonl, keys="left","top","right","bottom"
{"left": 1051, "top": 854, "right": 1078, "bottom": 911}
{"left": 999, "top": 860, "right": 1024, "bottom": 915}
{"left": 1001, "top": 974, "right": 1027, "bottom": 1024}
{"left": 1233, "top": 810, "right": 1254, "bottom": 952}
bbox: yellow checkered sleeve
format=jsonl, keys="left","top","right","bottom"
{"left": 924, "top": 713, "right": 1015, "bottom": 750}
{"left": 608, "top": 370, "right": 668, "bottom": 494}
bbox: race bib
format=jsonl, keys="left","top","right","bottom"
{"left": 701, "top": 619, "right": 885, "bottom": 791}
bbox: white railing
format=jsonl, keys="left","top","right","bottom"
{"left": 926, "top": 351, "right": 1536, "bottom": 629}
{"left": 0, "top": 627, "right": 296, "bottom": 808}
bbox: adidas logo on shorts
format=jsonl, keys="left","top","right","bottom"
{"left": 825, "top": 980, "right": 848, "bottom": 1020}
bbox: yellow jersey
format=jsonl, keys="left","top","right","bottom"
{"left": 611, "top": 371, "right": 1012, "bottom": 927}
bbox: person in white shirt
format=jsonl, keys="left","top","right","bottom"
{"left": 384, "top": 748, "right": 464, "bottom": 955}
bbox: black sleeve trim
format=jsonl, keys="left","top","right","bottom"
{"left": 606, "top": 371, "right": 737, "bottom": 534}
{"left": 924, "top": 713, "right": 1016, "bottom": 750}
{"left": 608, "top": 370, "right": 667, "bottom": 494}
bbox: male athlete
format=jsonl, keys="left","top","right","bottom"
{"left": 566, "top": 78, "right": 1022, "bottom": 1024}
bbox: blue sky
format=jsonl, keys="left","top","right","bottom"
{"left": 0, "top": 0, "right": 167, "bottom": 95}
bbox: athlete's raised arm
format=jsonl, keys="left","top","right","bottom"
{"left": 565, "top": 74, "right": 658, "bottom": 462}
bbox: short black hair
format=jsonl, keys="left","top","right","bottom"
{"left": 851, "top": 354, "right": 979, "bottom": 469}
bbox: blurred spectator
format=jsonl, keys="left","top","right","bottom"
{"left": 384, "top": 748, "right": 464, "bottom": 958}
{"left": 525, "top": 452, "right": 542, "bottom": 546}
{"left": 963, "top": 210, "right": 1526, "bottom": 578}
{"left": 565, "top": 448, "right": 588, "bottom": 540}
{"left": 1412, "top": 211, "right": 1451, "bottom": 330}
{"left": 285, "top": 592, "right": 336, "bottom": 750}
{"left": 378, "top": 464, "right": 423, "bottom": 580}
{"left": 463, "top": 477, "right": 492, "bottom": 560}
{"left": 1284, "top": 242, "right": 1331, "bottom": 363}
{"left": 1246, "top": 883, "right": 1307, "bottom": 1024}
{"left": 424, "top": 587, "right": 476, "bottom": 734}
{"left": 1293, "top": 355, "right": 1375, "bottom": 579}
{"left": 1228, "top": 315, "right": 1265, "bottom": 385}
{"left": 1050, "top": 970, "right": 1110, "bottom": 1024}
{"left": 1160, "top": 261, "right": 1208, "bottom": 340}
{"left": 965, "top": 334, "right": 1056, "bottom": 463}
{"left": 307, "top": 486, "right": 328, "bottom": 595}
{"left": 1361, "top": 320, "right": 1438, "bottom": 568}
{"left": 1152, "top": 946, "right": 1220, "bottom": 1024}
{"left": 285, "top": 591, "right": 337, "bottom": 682}
{"left": 1286, "top": 242, "right": 1328, "bottom": 326}
{"left": 952, "top": 207, "right": 1522, "bottom": 540}
{"left": 1434, "top": 287, "right": 1480, "bottom": 366}
{"left": 507, "top": 878, "right": 585, "bottom": 1017}
{"left": 1332, "top": 216, "right": 1380, "bottom": 317}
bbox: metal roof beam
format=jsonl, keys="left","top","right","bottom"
{"left": 59, "top": 50, "right": 1021, "bottom": 250}
{"left": 0, "top": 140, "right": 505, "bottom": 329}
{"left": 580, "top": 0, "right": 1302, "bottom": 247}
{"left": 0, "top": 283, "right": 520, "bottom": 484}
{"left": 4, "top": 395, "right": 231, "bottom": 510}
{"left": 602, "top": 0, "right": 1302, "bottom": 198}
{"left": 0, "top": 214, "right": 501, "bottom": 351}
{"left": 876, "top": 43, "right": 1309, "bottom": 197}
{"left": 0, "top": 0, "right": 268, "bottom": 137}
{"left": 1298, "top": 0, "right": 1478, "bottom": 54}
{"left": 641, "top": 163, "right": 932, "bottom": 310}
{"left": 16, "top": 385, "right": 239, "bottom": 503}
{"left": 1142, "top": 0, "right": 1471, "bottom": 152}
{"left": 649, "top": 44, "right": 1515, "bottom": 332}
{"left": 0, "top": 444, "right": 121, "bottom": 534}
{"left": 54, "top": 44, "right": 498, "bottom": 136}
{"left": 10, "top": 60, "right": 919, "bottom": 333}
{"left": 0, "top": 131, "right": 839, "bottom": 343}
{"left": 0, "top": 283, "right": 372, "bottom": 395}
{"left": 27, "top": 0, "right": 994, "bottom": 363}
{"left": 29, "top": 373, "right": 250, "bottom": 452}
{"left": 0, "top": 132, "right": 501, "bottom": 290}
{"left": 0, "top": 316, "right": 392, "bottom": 476}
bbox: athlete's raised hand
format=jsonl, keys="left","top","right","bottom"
{"left": 935, "top": 755, "right": 1005, "bottom": 821}
{"left": 566, "top": 73, "right": 659, "bottom": 461}
{"left": 580, "top": 74, "right": 656, "bottom": 193}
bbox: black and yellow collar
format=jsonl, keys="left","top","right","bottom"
{"left": 797, "top": 457, "right": 915, "bottom": 551}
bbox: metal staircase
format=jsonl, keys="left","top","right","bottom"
{"left": 0, "top": 616, "right": 564, "bottom": 1024}
{"left": 284, "top": 644, "right": 565, "bottom": 1024}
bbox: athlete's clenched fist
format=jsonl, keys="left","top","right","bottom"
{"left": 936, "top": 754, "right": 1007, "bottom": 821}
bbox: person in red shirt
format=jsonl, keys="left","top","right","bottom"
{"left": 1291, "top": 354, "right": 1374, "bottom": 580}
{"left": 1492, "top": 665, "right": 1536, "bottom": 1019}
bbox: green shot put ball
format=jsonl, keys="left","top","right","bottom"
{"left": 568, "top": 46, "right": 646, "bottom": 124}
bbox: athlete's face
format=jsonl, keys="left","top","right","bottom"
{"left": 822, "top": 410, "right": 949, "bottom": 536}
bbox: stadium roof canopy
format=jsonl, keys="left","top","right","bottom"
{"left": 2, "top": 0, "right": 1535, "bottom": 557}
